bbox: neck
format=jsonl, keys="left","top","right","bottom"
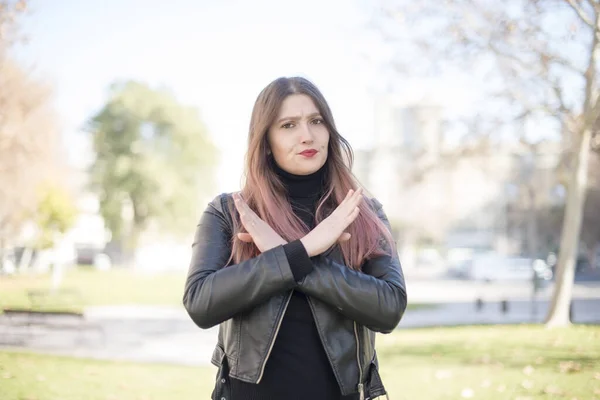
{"left": 271, "top": 158, "right": 326, "bottom": 199}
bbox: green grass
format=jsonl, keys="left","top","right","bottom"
{"left": 1, "top": 325, "right": 598, "bottom": 400}
{"left": 377, "top": 324, "right": 600, "bottom": 400}
{"left": 0, "top": 268, "right": 188, "bottom": 313}
{"left": 0, "top": 351, "right": 216, "bottom": 400}
{"left": 0, "top": 267, "right": 432, "bottom": 313}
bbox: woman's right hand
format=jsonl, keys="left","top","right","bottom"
{"left": 233, "top": 192, "right": 287, "bottom": 252}
{"left": 300, "top": 188, "right": 363, "bottom": 257}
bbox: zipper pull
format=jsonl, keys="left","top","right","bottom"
{"left": 358, "top": 383, "right": 365, "bottom": 400}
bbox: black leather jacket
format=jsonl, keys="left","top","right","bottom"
{"left": 183, "top": 193, "right": 407, "bottom": 399}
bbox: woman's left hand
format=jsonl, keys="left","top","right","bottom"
{"left": 239, "top": 232, "right": 352, "bottom": 245}
{"left": 300, "top": 188, "right": 362, "bottom": 257}
{"left": 236, "top": 190, "right": 352, "bottom": 249}
{"left": 233, "top": 193, "right": 287, "bottom": 252}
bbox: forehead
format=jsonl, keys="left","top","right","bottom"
{"left": 277, "top": 94, "right": 320, "bottom": 117}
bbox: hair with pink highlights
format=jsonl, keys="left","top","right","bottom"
{"left": 229, "top": 77, "right": 394, "bottom": 270}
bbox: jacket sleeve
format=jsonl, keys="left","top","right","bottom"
{"left": 296, "top": 200, "right": 407, "bottom": 333}
{"left": 182, "top": 195, "right": 297, "bottom": 329}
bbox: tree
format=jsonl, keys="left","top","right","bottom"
{"left": 0, "top": 1, "right": 27, "bottom": 58}
{"left": 532, "top": 152, "right": 600, "bottom": 267}
{"left": 581, "top": 151, "right": 600, "bottom": 267}
{"left": 11, "top": 182, "right": 78, "bottom": 273}
{"left": 372, "top": 0, "right": 600, "bottom": 327}
{"left": 89, "top": 81, "right": 218, "bottom": 257}
{"left": 0, "top": 0, "right": 64, "bottom": 270}
{"left": 33, "top": 183, "right": 78, "bottom": 250}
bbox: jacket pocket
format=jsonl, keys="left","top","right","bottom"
{"left": 366, "top": 359, "right": 388, "bottom": 400}
{"left": 210, "top": 345, "right": 231, "bottom": 400}
{"left": 210, "top": 344, "right": 226, "bottom": 367}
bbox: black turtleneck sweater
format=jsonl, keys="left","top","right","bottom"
{"left": 228, "top": 162, "right": 358, "bottom": 400}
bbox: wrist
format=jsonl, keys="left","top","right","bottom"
{"left": 300, "top": 235, "right": 317, "bottom": 257}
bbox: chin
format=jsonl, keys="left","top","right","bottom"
{"left": 295, "top": 161, "right": 325, "bottom": 175}
{"left": 296, "top": 169, "right": 318, "bottom": 176}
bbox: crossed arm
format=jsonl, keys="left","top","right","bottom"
{"left": 182, "top": 194, "right": 407, "bottom": 333}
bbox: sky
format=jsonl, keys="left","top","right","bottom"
{"left": 12, "top": 0, "right": 482, "bottom": 193}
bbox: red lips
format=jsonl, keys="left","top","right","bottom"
{"left": 299, "top": 149, "right": 318, "bottom": 157}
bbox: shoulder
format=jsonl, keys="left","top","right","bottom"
{"left": 207, "top": 192, "right": 241, "bottom": 219}
{"left": 207, "top": 192, "right": 235, "bottom": 215}
{"left": 363, "top": 196, "right": 384, "bottom": 213}
{"left": 204, "top": 193, "right": 237, "bottom": 234}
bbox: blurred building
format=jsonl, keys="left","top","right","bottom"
{"left": 355, "top": 96, "right": 563, "bottom": 268}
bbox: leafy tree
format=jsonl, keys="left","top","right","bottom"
{"left": 89, "top": 81, "right": 218, "bottom": 254}
{"left": 33, "top": 183, "right": 78, "bottom": 250}
{"left": 0, "top": 0, "right": 64, "bottom": 270}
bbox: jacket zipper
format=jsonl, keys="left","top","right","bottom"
{"left": 354, "top": 321, "right": 364, "bottom": 400}
{"left": 256, "top": 290, "right": 293, "bottom": 383}
{"left": 304, "top": 298, "right": 367, "bottom": 399}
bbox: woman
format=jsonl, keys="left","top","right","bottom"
{"left": 183, "top": 77, "right": 407, "bottom": 400}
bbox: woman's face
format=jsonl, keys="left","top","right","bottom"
{"left": 267, "top": 94, "right": 329, "bottom": 176}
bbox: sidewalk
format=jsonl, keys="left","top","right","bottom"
{"left": 404, "top": 278, "right": 600, "bottom": 304}
{"left": 1, "top": 296, "right": 598, "bottom": 367}
{"left": 398, "top": 298, "right": 599, "bottom": 328}
{"left": 0, "top": 305, "right": 216, "bottom": 366}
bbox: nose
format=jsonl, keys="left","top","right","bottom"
{"left": 299, "top": 122, "right": 314, "bottom": 144}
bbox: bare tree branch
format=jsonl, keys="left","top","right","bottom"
{"left": 488, "top": 41, "right": 533, "bottom": 72}
{"left": 371, "top": 0, "right": 600, "bottom": 328}
{"left": 553, "top": 84, "right": 570, "bottom": 116}
{"left": 550, "top": 55, "right": 586, "bottom": 76}
{"left": 584, "top": 0, "right": 600, "bottom": 14}
{"left": 566, "top": 0, "right": 595, "bottom": 27}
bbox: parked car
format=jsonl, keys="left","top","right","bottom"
{"left": 76, "top": 245, "right": 112, "bottom": 270}
{"left": 468, "top": 254, "right": 553, "bottom": 283}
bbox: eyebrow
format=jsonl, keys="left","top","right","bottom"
{"left": 276, "top": 112, "right": 322, "bottom": 124}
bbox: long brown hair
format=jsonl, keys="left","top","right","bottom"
{"left": 230, "top": 77, "right": 394, "bottom": 270}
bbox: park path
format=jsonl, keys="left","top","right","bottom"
{"left": 1, "top": 280, "right": 599, "bottom": 366}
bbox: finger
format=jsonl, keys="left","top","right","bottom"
{"left": 240, "top": 215, "right": 257, "bottom": 232}
{"left": 339, "top": 189, "right": 354, "bottom": 206}
{"left": 337, "top": 188, "right": 362, "bottom": 216}
{"left": 344, "top": 188, "right": 362, "bottom": 206}
{"left": 233, "top": 194, "right": 258, "bottom": 230}
{"left": 333, "top": 190, "right": 355, "bottom": 217}
{"left": 237, "top": 195, "right": 258, "bottom": 219}
{"left": 351, "top": 187, "right": 363, "bottom": 202}
{"left": 338, "top": 232, "right": 351, "bottom": 242}
{"left": 347, "top": 188, "right": 364, "bottom": 210}
{"left": 233, "top": 193, "right": 246, "bottom": 216}
{"left": 234, "top": 203, "right": 253, "bottom": 231}
{"left": 346, "top": 206, "right": 360, "bottom": 224}
{"left": 237, "top": 233, "right": 253, "bottom": 242}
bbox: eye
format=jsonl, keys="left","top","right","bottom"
{"left": 311, "top": 118, "right": 324, "bottom": 125}
{"left": 282, "top": 122, "right": 295, "bottom": 129}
